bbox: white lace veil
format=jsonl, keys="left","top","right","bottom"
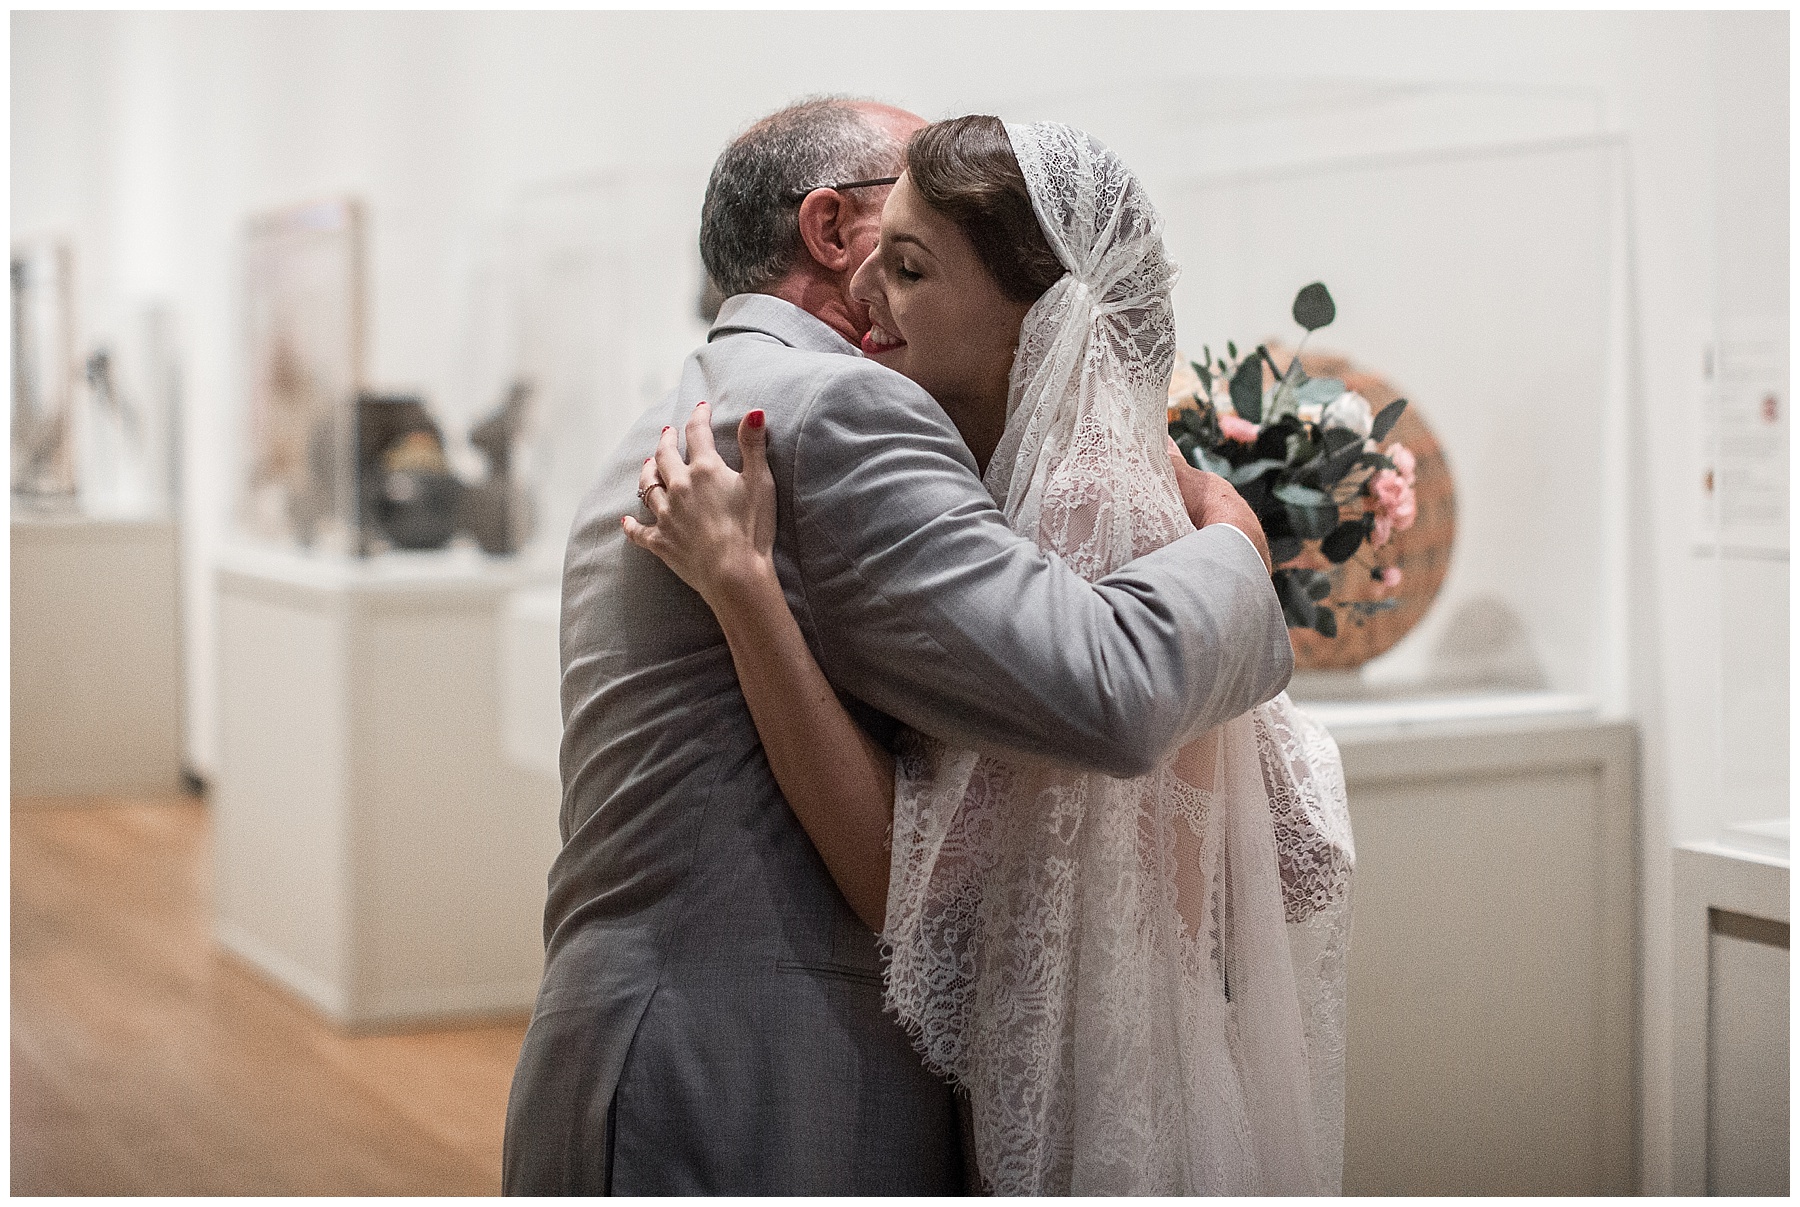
{"left": 882, "top": 121, "right": 1353, "bottom": 1195}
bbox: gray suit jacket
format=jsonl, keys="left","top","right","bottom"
{"left": 501, "top": 294, "right": 1292, "bottom": 1195}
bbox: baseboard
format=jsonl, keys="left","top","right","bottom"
{"left": 215, "top": 918, "right": 350, "bottom": 1021}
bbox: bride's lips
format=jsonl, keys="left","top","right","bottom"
{"left": 861, "top": 322, "right": 905, "bottom": 357}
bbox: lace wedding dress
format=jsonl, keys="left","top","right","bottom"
{"left": 881, "top": 122, "right": 1354, "bottom": 1195}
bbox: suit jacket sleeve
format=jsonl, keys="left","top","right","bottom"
{"left": 788, "top": 360, "right": 1293, "bottom": 778}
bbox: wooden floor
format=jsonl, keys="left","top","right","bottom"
{"left": 11, "top": 795, "right": 530, "bottom": 1195}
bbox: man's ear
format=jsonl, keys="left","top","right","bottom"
{"left": 796, "top": 190, "right": 858, "bottom": 274}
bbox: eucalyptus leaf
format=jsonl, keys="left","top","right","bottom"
{"left": 1295, "top": 377, "right": 1347, "bottom": 410}
{"left": 1316, "top": 438, "right": 1367, "bottom": 487}
{"left": 1273, "top": 481, "right": 1330, "bottom": 509}
{"left": 1272, "top": 569, "right": 1317, "bottom": 630}
{"left": 1371, "top": 397, "right": 1408, "bottom": 442}
{"left": 1313, "top": 605, "right": 1338, "bottom": 638}
{"left": 1300, "top": 568, "right": 1333, "bottom": 601}
{"left": 1229, "top": 354, "right": 1263, "bottom": 423}
{"left": 1252, "top": 424, "right": 1288, "bottom": 464}
{"left": 1320, "top": 519, "right": 1366, "bottom": 563}
{"left": 1269, "top": 534, "right": 1303, "bottom": 565}
{"left": 1195, "top": 447, "right": 1233, "bottom": 477}
{"left": 1228, "top": 458, "right": 1286, "bottom": 488}
{"left": 1355, "top": 451, "right": 1396, "bottom": 473}
{"left": 1292, "top": 282, "right": 1336, "bottom": 331}
{"left": 1320, "top": 426, "right": 1362, "bottom": 455}
{"left": 1283, "top": 500, "right": 1340, "bottom": 539}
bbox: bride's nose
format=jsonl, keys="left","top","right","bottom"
{"left": 848, "top": 250, "right": 880, "bottom": 309}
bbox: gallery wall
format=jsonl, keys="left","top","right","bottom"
{"left": 10, "top": 10, "right": 1789, "bottom": 1193}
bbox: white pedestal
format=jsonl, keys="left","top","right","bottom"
{"left": 1311, "top": 696, "right": 1638, "bottom": 1195}
{"left": 11, "top": 514, "right": 184, "bottom": 797}
{"left": 1671, "top": 839, "right": 1789, "bottom": 1196}
{"left": 213, "top": 545, "right": 562, "bottom": 1028}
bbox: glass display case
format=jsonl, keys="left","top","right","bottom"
{"left": 14, "top": 239, "right": 181, "bottom": 520}
{"left": 454, "top": 168, "right": 711, "bottom": 568}
{"left": 238, "top": 197, "right": 366, "bottom": 554}
{"left": 12, "top": 239, "right": 79, "bottom": 511}
{"left": 1002, "top": 80, "right": 1629, "bottom": 705}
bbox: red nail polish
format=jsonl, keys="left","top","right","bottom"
{"left": 747, "top": 410, "right": 765, "bottom": 430}
{"left": 662, "top": 426, "right": 671, "bottom": 434}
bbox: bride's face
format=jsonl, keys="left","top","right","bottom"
{"left": 850, "top": 173, "right": 1033, "bottom": 453}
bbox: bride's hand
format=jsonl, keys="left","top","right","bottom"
{"left": 622, "top": 401, "right": 777, "bottom": 605}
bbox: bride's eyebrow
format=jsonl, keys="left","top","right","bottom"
{"left": 887, "top": 232, "right": 933, "bottom": 258}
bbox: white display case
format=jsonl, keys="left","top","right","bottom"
{"left": 454, "top": 168, "right": 711, "bottom": 566}
{"left": 1003, "top": 80, "right": 1629, "bottom": 708}
{"left": 212, "top": 544, "right": 561, "bottom": 1027}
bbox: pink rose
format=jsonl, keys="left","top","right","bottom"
{"left": 1370, "top": 514, "right": 1394, "bottom": 548}
{"left": 1369, "top": 468, "right": 1418, "bottom": 534}
{"left": 1219, "top": 413, "right": 1261, "bottom": 444}
{"left": 1388, "top": 443, "right": 1416, "bottom": 487}
{"left": 1381, "top": 565, "right": 1403, "bottom": 590}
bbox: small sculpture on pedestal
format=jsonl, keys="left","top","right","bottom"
{"left": 356, "top": 393, "right": 462, "bottom": 553}
{"left": 458, "top": 381, "right": 535, "bottom": 555}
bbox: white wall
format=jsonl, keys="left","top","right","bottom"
{"left": 11, "top": 10, "right": 1788, "bottom": 1192}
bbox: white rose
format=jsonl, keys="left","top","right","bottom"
{"left": 1322, "top": 390, "right": 1373, "bottom": 437}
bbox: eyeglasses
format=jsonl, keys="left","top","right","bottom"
{"left": 784, "top": 176, "right": 900, "bottom": 204}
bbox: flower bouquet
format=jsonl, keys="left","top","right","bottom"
{"left": 1168, "top": 283, "right": 1419, "bottom": 638}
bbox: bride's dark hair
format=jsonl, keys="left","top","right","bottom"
{"left": 906, "top": 115, "right": 1065, "bottom": 305}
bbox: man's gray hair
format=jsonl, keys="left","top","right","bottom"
{"left": 700, "top": 97, "right": 904, "bottom": 299}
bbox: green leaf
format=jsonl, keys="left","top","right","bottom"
{"left": 1228, "top": 457, "right": 1286, "bottom": 488}
{"left": 1273, "top": 481, "right": 1330, "bottom": 508}
{"left": 1292, "top": 282, "right": 1336, "bottom": 331}
{"left": 1272, "top": 568, "right": 1318, "bottom": 630}
{"left": 1371, "top": 397, "right": 1408, "bottom": 442}
{"left": 1295, "top": 377, "right": 1347, "bottom": 411}
{"left": 1281, "top": 500, "right": 1339, "bottom": 539}
{"left": 1355, "top": 451, "right": 1396, "bottom": 473}
{"left": 1227, "top": 340, "right": 1238, "bottom": 359}
{"left": 1194, "top": 447, "right": 1233, "bottom": 476}
{"left": 1320, "top": 519, "right": 1366, "bottom": 563}
{"left": 1284, "top": 500, "right": 1340, "bottom": 539}
{"left": 1300, "top": 567, "right": 1333, "bottom": 601}
{"left": 1315, "top": 437, "right": 1368, "bottom": 488}
{"left": 1269, "top": 534, "right": 1303, "bottom": 565}
{"left": 1313, "top": 605, "right": 1338, "bottom": 638}
{"left": 1229, "top": 354, "right": 1263, "bottom": 423}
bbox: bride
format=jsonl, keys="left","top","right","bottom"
{"left": 624, "top": 116, "right": 1352, "bottom": 1195}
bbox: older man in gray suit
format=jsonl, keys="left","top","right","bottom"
{"left": 501, "top": 98, "right": 1291, "bottom": 1195}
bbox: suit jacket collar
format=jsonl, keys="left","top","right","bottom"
{"left": 709, "top": 293, "right": 862, "bottom": 358}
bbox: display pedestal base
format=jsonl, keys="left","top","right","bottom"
{"left": 1320, "top": 697, "right": 1637, "bottom": 1195}
{"left": 11, "top": 514, "right": 184, "bottom": 797}
{"left": 213, "top": 546, "right": 561, "bottom": 1029}
{"left": 1671, "top": 838, "right": 1788, "bottom": 1195}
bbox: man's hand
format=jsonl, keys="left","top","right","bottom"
{"left": 1165, "top": 437, "right": 1273, "bottom": 574}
